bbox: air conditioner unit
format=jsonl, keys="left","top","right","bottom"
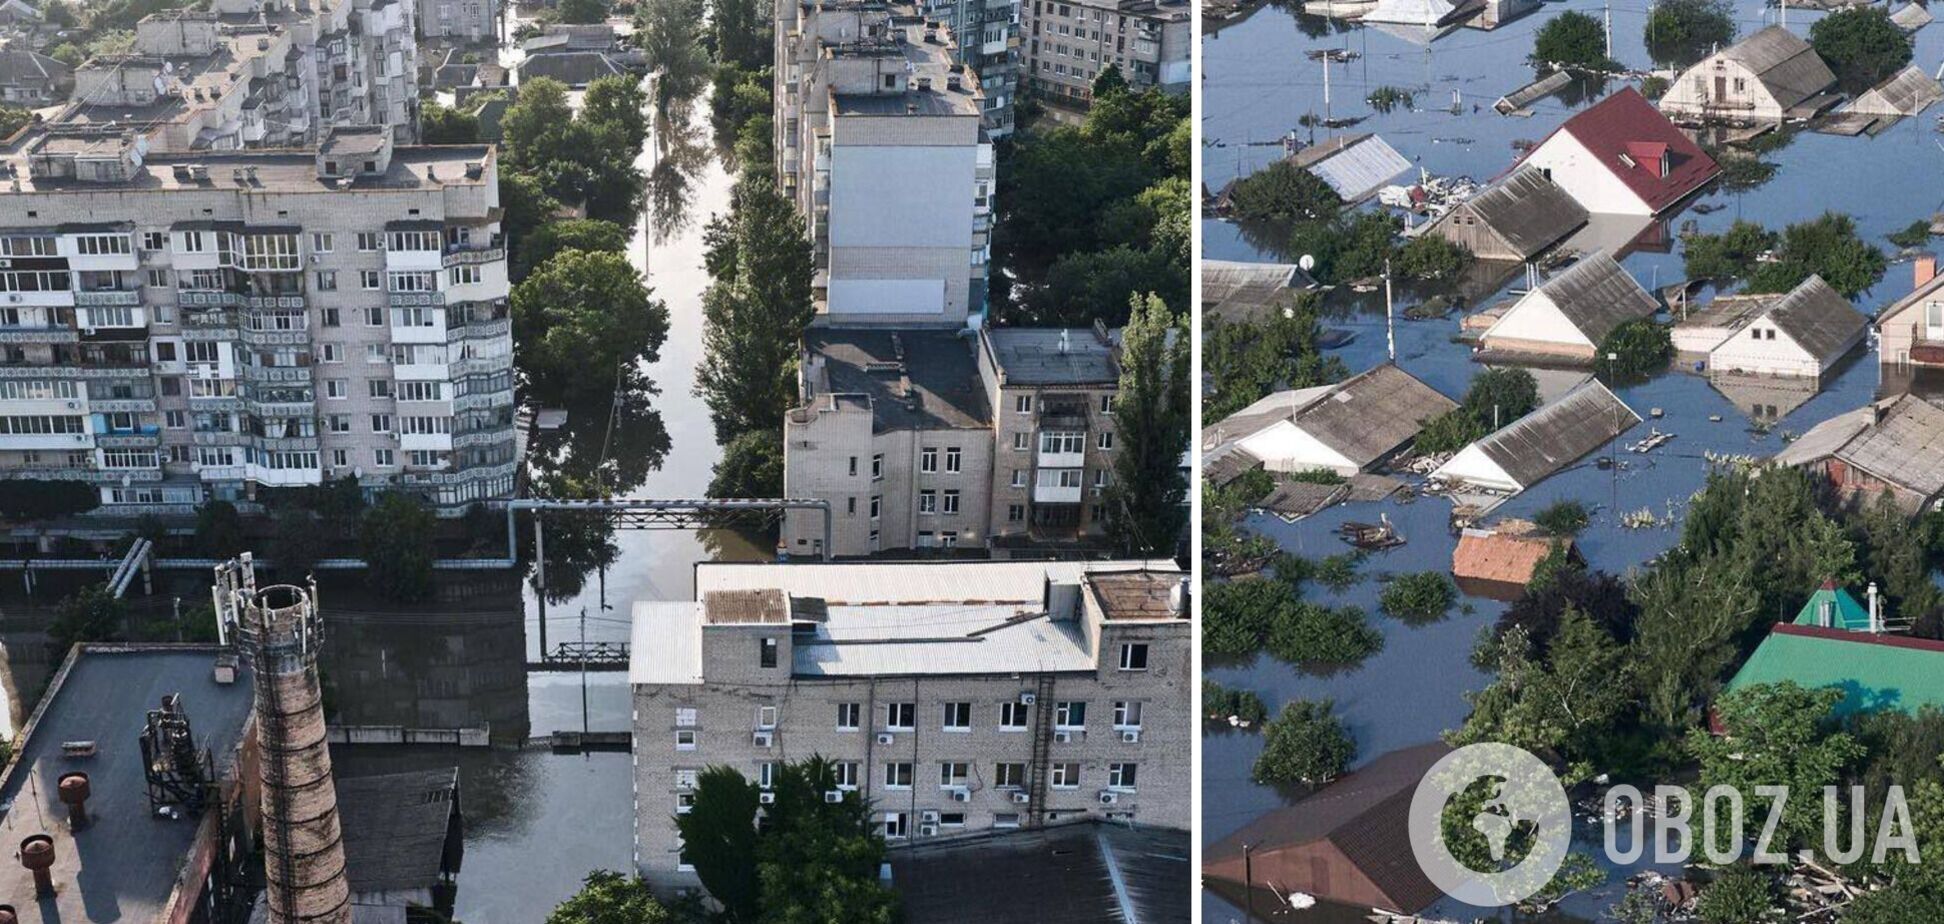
{"left": 919, "top": 823, "right": 938, "bottom": 837}
{"left": 1011, "top": 791, "right": 1031, "bottom": 804}
{"left": 1053, "top": 730, "right": 1072, "bottom": 744}
{"left": 1098, "top": 792, "right": 1118, "bottom": 805}
{"left": 824, "top": 790, "right": 845, "bottom": 804}
{"left": 759, "top": 791, "right": 776, "bottom": 805}
{"left": 1120, "top": 730, "right": 1141, "bottom": 743}
{"left": 64, "top": 401, "right": 79, "bottom": 410}
{"left": 920, "top": 810, "right": 940, "bottom": 824}
{"left": 876, "top": 732, "right": 895, "bottom": 745}
{"left": 1018, "top": 692, "right": 1036, "bottom": 705}
{"left": 752, "top": 731, "right": 773, "bottom": 747}
{"left": 950, "top": 788, "right": 970, "bottom": 803}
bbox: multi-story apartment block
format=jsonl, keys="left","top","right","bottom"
{"left": 629, "top": 559, "right": 1191, "bottom": 894}
{"left": 0, "top": 125, "right": 516, "bottom": 514}
{"left": 1020, "top": 0, "right": 1189, "bottom": 108}
{"left": 782, "top": 323, "right": 1123, "bottom": 557}
{"left": 417, "top": 0, "right": 498, "bottom": 43}
{"left": 774, "top": 0, "right": 994, "bottom": 323}
{"left": 59, "top": 0, "right": 419, "bottom": 153}
{"left": 921, "top": 0, "right": 1021, "bottom": 137}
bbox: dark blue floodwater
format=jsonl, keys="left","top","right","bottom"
{"left": 1202, "top": 1, "right": 1944, "bottom": 918}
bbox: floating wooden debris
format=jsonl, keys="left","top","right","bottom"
{"left": 1629, "top": 428, "right": 1675, "bottom": 453}
{"left": 1339, "top": 514, "right": 1406, "bottom": 549}
{"left": 1494, "top": 70, "right": 1573, "bottom": 115}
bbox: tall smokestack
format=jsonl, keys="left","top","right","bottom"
{"left": 215, "top": 555, "right": 351, "bottom": 924}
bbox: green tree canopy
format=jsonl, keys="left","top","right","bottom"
{"left": 1105, "top": 294, "right": 1190, "bottom": 556}
{"left": 516, "top": 218, "right": 631, "bottom": 280}
{"left": 1644, "top": 0, "right": 1736, "bottom": 66}
{"left": 635, "top": 0, "right": 710, "bottom": 108}
{"left": 513, "top": 249, "right": 669, "bottom": 403}
{"left": 49, "top": 585, "right": 127, "bottom": 653}
{"left": 695, "top": 175, "right": 815, "bottom": 443}
{"left": 1224, "top": 160, "right": 1341, "bottom": 223}
{"left": 545, "top": 870, "right": 675, "bottom": 923}
{"left": 1810, "top": 7, "right": 1912, "bottom": 91}
{"left": 1254, "top": 699, "right": 1355, "bottom": 784}
{"left": 673, "top": 766, "right": 761, "bottom": 920}
{"left": 1686, "top": 682, "right": 1865, "bottom": 849}
{"left": 360, "top": 493, "right": 437, "bottom": 602}
{"left": 1532, "top": 11, "right": 1618, "bottom": 72}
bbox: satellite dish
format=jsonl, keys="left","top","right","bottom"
{"left": 1298, "top": 253, "right": 1316, "bottom": 272}
{"left": 163, "top": 61, "right": 175, "bottom": 75}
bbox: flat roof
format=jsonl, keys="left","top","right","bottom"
{"left": 794, "top": 604, "right": 1096, "bottom": 676}
{"left": 703, "top": 589, "right": 790, "bottom": 624}
{"left": 984, "top": 327, "right": 1121, "bottom": 386}
{"left": 693, "top": 560, "right": 1180, "bottom": 606}
{"left": 1085, "top": 570, "right": 1185, "bottom": 621}
{"left": 4, "top": 145, "right": 495, "bottom": 195}
{"left": 0, "top": 646, "right": 255, "bottom": 923}
{"left": 803, "top": 328, "right": 991, "bottom": 432}
{"left": 628, "top": 602, "right": 703, "bottom": 685}
{"left": 891, "top": 823, "right": 1189, "bottom": 923}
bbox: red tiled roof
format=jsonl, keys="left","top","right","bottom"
{"left": 1451, "top": 529, "right": 1563, "bottom": 586}
{"left": 1531, "top": 88, "right": 1720, "bottom": 213}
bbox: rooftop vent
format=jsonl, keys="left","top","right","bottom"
{"left": 58, "top": 772, "right": 91, "bottom": 830}
{"left": 19, "top": 835, "right": 54, "bottom": 897}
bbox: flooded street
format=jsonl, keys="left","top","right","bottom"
{"left": 1203, "top": 2, "right": 1944, "bottom": 919}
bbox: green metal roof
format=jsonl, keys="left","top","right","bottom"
{"left": 1725, "top": 624, "right": 1944, "bottom": 717}
{"left": 1791, "top": 583, "right": 1874, "bottom": 632}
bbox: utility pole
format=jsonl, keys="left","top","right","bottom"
{"left": 579, "top": 607, "right": 590, "bottom": 741}
{"left": 172, "top": 596, "right": 182, "bottom": 642}
{"left": 1604, "top": 0, "right": 1612, "bottom": 61}
{"left": 1243, "top": 842, "right": 1256, "bottom": 920}
{"left": 1384, "top": 258, "right": 1397, "bottom": 362}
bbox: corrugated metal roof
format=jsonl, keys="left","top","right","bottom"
{"left": 1845, "top": 64, "right": 1944, "bottom": 117}
{"left": 338, "top": 769, "right": 459, "bottom": 895}
{"left": 1892, "top": 2, "right": 1932, "bottom": 31}
{"left": 1452, "top": 527, "right": 1564, "bottom": 586}
{"left": 1440, "top": 168, "right": 1588, "bottom": 259}
{"left": 1202, "top": 259, "right": 1315, "bottom": 322}
{"left": 1504, "top": 250, "right": 1660, "bottom": 346}
{"left": 1362, "top": 0, "right": 1470, "bottom": 26}
{"left": 694, "top": 560, "right": 1178, "bottom": 606}
{"left": 1722, "top": 25, "right": 1837, "bottom": 111}
{"left": 1287, "top": 364, "right": 1457, "bottom": 467}
{"left": 1792, "top": 582, "right": 1874, "bottom": 631}
{"left": 1537, "top": 88, "right": 1720, "bottom": 214}
{"left": 1761, "top": 274, "right": 1870, "bottom": 360}
{"left": 1292, "top": 134, "right": 1413, "bottom": 203}
{"left": 892, "top": 822, "right": 1189, "bottom": 924}
{"left": 1726, "top": 623, "right": 1944, "bottom": 717}
{"left": 1451, "top": 379, "right": 1640, "bottom": 489}
{"left": 1775, "top": 394, "right": 1944, "bottom": 498}
{"left": 628, "top": 602, "right": 703, "bottom": 684}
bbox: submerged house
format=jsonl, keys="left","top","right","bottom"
{"left": 1670, "top": 274, "right": 1868, "bottom": 383}
{"left": 1516, "top": 87, "right": 1720, "bottom": 216}
{"left": 1451, "top": 523, "right": 1576, "bottom": 599}
{"left": 1844, "top": 65, "right": 1944, "bottom": 118}
{"left": 1422, "top": 167, "right": 1588, "bottom": 262}
{"left": 1203, "top": 259, "right": 1316, "bottom": 323}
{"left": 1289, "top": 133, "right": 1413, "bottom": 204}
{"left": 1875, "top": 255, "right": 1944, "bottom": 371}
{"left": 1203, "top": 743, "right": 1451, "bottom": 915}
{"left": 1723, "top": 582, "right": 1942, "bottom": 720}
{"left": 1429, "top": 379, "right": 1641, "bottom": 495}
{"left": 1773, "top": 393, "right": 1944, "bottom": 514}
{"left": 1476, "top": 251, "right": 1660, "bottom": 363}
{"left": 1201, "top": 363, "right": 1457, "bottom": 478}
{"left": 1658, "top": 25, "right": 1840, "bottom": 122}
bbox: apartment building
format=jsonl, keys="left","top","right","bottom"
{"left": 781, "top": 323, "right": 1123, "bottom": 557}
{"left": 418, "top": 0, "right": 498, "bottom": 43}
{"left": 920, "top": 0, "right": 1020, "bottom": 137}
{"left": 0, "top": 125, "right": 516, "bottom": 514}
{"left": 774, "top": 0, "right": 994, "bottom": 323}
{"left": 59, "top": 0, "right": 419, "bottom": 153}
{"left": 1021, "top": 0, "right": 1189, "bottom": 107}
{"left": 629, "top": 559, "right": 1192, "bottom": 894}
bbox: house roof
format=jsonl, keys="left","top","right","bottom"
{"left": 1758, "top": 274, "right": 1870, "bottom": 360}
{"left": 890, "top": 822, "right": 1189, "bottom": 923}
{"left": 517, "top": 51, "right": 624, "bottom": 86}
{"left": 1202, "top": 259, "right": 1315, "bottom": 322}
{"left": 1452, "top": 526, "right": 1567, "bottom": 588}
{"left": 1720, "top": 25, "right": 1839, "bottom": 112}
{"left": 1289, "top": 133, "right": 1413, "bottom": 204}
{"left": 1792, "top": 581, "right": 1874, "bottom": 631}
{"left": 337, "top": 768, "right": 461, "bottom": 895}
{"left": 1774, "top": 394, "right": 1944, "bottom": 500}
{"left": 1846, "top": 64, "right": 1944, "bottom": 117}
{"left": 1204, "top": 742, "right": 1450, "bottom": 914}
{"left": 801, "top": 328, "right": 992, "bottom": 432}
{"left": 1439, "top": 379, "right": 1640, "bottom": 490}
{"left": 1892, "top": 2, "right": 1932, "bottom": 31}
{"left": 1362, "top": 0, "right": 1475, "bottom": 27}
{"left": 1207, "top": 364, "right": 1457, "bottom": 470}
{"left": 1876, "top": 262, "right": 1944, "bottom": 331}
{"left": 1436, "top": 167, "right": 1588, "bottom": 259}
{"left": 1532, "top": 87, "right": 1719, "bottom": 213}
{"left": 1503, "top": 250, "right": 1660, "bottom": 346}
{"left": 0, "top": 48, "right": 70, "bottom": 87}
{"left": 1202, "top": 444, "right": 1263, "bottom": 486}
{"left": 1726, "top": 623, "right": 1944, "bottom": 716}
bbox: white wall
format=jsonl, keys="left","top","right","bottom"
{"left": 1236, "top": 421, "right": 1360, "bottom": 476}
{"left": 1709, "top": 325, "right": 1825, "bottom": 378}
{"left": 1522, "top": 134, "right": 1649, "bottom": 215}
{"left": 1484, "top": 289, "right": 1596, "bottom": 349}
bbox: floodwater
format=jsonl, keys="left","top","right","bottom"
{"left": 1202, "top": 1, "right": 1944, "bottom": 919}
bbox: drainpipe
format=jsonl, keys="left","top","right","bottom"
{"left": 1869, "top": 582, "right": 1882, "bottom": 633}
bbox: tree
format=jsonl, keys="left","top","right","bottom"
{"left": 1265, "top": 602, "right": 1382, "bottom": 664}
{"left": 1682, "top": 219, "right": 1778, "bottom": 282}
{"left": 513, "top": 249, "right": 670, "bottom": 403}
{"left": 1092, "top": 63, "right": 1130, "bottom": 98}
{"left": 48, "top": 585, "right": 126, "bottom": 652}
{"left": 674, "top": 766, "right": 761, "bottom": 921}
{"left": 420, "top": 99, "right": 480, "bottom": 144}
{"left": 546, "top": 870, "right": 675, "bottom": 924}
{"left": 0, "top": 105, "right": 31, "bottom": 139}
{"left": 0, "top": 479, "right": 98, "bottom": 521}
{"left": 635, "top": 0, "right": 710, "bottom": 108}
{"left": 1105, "top": 294, "right": 1189, "bottom": 556}
{"left": 194, "top": 500, "right": 246, "bottom": 559}
{"left": 500, "top": 77, "right": 579, "bottom": 174}
{"left": 1254, "top": 699, "right": 1355, "bottom": 784}
{"left": 1628, "top": 552, "right": 1759, "bottom": 730}
{"left": 360, "top": 493, "right": 437, "bottom": 602}
{"left": 1203, "top": 292, "right": 1345, "bottom": 418}
{"left": 500, "top": 77, "right": 648, "bottom": 225}
{"left": 1747, "top": 212, "right": 1886, "bottom": 298}
{"left": 1393, "top": 233, "right": 1471, "bottom": 281}
{"left": 1224, "top": 160, "right": 1341, "bottom": 223}
{"left": 1686, "top": 682, "right": 1865, "bottom": 849}
{"left": 1645, "top": 0, "right": 1736, "bottom": 66}
{"left": 499, "top": 171, "right": 564, "bottom": 266}
{"left": 695, "top": 176, "right": 814, "bottom": 443}
{"left": 1532, "top": 11, "right": 1618, "bottom": 71}
{"left": 1810, "top": 7, "right": 1911, "bottom": 91}
{"left": 270, "top": 508, "right": 328, "bottom": 579}
{"left": 1598, "top": 319, "right": 1672, "bottom": 380}
{"left": 1499, "top": 566, "right": 1638, "bottom": 651}
{"left": 711, "top": 0, "right": 770, "bottom": 70}
{"left": 1379, "top": 572, "right": 1457, "bottom": 625}
{"left": 516, "top": 218, "right": 631, "bottom": 280}
{"left": 1416, "top": 366, "right": 1541, "bottom": 454}
{"left": 1204, "top": 578, "right": 1291, "bottom": 657}
{"left": 557, "top": 0, "right": 609, "bottom": 23}
{"left": 1696, "top": 864, "right": 1779, "bottom": 924}
{"left": 708, "top": 429, "right": 784, "bottom": 500}
{"left": 1452, "top": 610, "right": 1633, "bottom": 779}
{"left": 1534, "top": 500, "right": 1590, "bottom": 536}
{"left": 756, "top": 758, "right": 899, "bottom": 924}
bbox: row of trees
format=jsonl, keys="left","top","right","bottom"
{"left": 1682, "top": 212, "right": 1887, "bottom": 298}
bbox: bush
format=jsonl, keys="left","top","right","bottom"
{"left": 1810, "top": 7, "right": 1911, "bottom": 91}
{"left": 1379, "top": 573, "right": 1457, "bottom": 624}
{"left": 1534, "top": 500, "right": 1590, "bottom": 536}
{"left": 1644, "top": 0, "right": 1736, "bottom": 66}
{"left": 1746, "top": 212, "right": 1886, "bottom": 298}
{"left": 0, "top": 479, "right": 98, "bottom": 521}
{"left": 1697, "top": 864, "right": 1778, "bottom": 924}
{"left": 1204, "top": 680, "right": 1269, "bottom": 727}
{"left": 1366, "top": 85, "right": 1414, "bottom": 113}
{"left": 1225, "top": 160, "right": 1342, "bottom": 222}
{"left": 360, "top": 493, "right": 437, "bottom": 602}
{"left": 1314, "top": 553, "right": 1362, "bottom": 590}
{"left": 1266, "top": 602, "right": 1383, "bottom": 664}
{"left": 1203, "top": 579, "right": 1286, "bottom": 657}
{"left": 1597, "top": 319, "right": 1672, "bottom": 381}
{"left": 1683, "top": 219, "right": 1777, "bottom": 282}
{"left": 1394, "top": 233, "right": 1472, "bottom": 282}
{"left": 1532, "top": 11, "right": 1618, "bottom": 71}
{"left": 1889, "top": 220, "right": 1936, "bottom": 249}
{"left": 1253, "top": 700, "right": 1355, "bottom": 784}
{"left": 49, "top": 586, "right": 125, "bottom": 653}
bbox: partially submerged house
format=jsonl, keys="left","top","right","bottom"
{"left": 1670, "top": 274, "right": 1868, "bottom": 383}
{"left": 1430, "top": 379, "right": 1641, "bottom": 495}
{"left": 1421, "top": 167, "right": 1588, "bottom": 262}
{"left": 1844, "top": 65, "right": 1944, "bottom": 118}
{"left": 1476, "top": 250, "right": 1660, "bottom": 363}
{"left": 1773, "top": 393, "right": 1944, "bottom": 513}
{"left": 1203, "top": 259, "right": 1316, "bottom": 323}
{"left": 1451, "top": 522, "right": 1576, "bottom": 599}
{"left": 1723, "top": 582, "right": 1942, "bottom": 720}
{"left": 1203, "top": 743, "right": 1451, "bottom": 916}
{"left": 1360, "top": 0, "right": 1478, "bottom": 41}
{"left": 1891, "top": 2, "right": 1932, "bottom": 32}
{"left": 1875, "top": 254, "right": 1944, "bottom": 371}
{"left": 1201, "top": 363, "right": 1457, "bottom": 478}
{"left": 1658, "top": 25, "right": 1840, "bottom": 122}
{"left": 1516, "top": 87, "right": 1721, "bottom": 216}
{"left": 1289, "top": 133, "right": 1413, "bottom": 204}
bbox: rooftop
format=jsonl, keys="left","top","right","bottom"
{"left": 983, "top": 326, "right": 1122, "bottom": 387}
{"left": 703, "top": 589, "right": 791, "bottom": 624}
{"left": 1201, "top": 259, "right": 1315, "bottom": 323}
{"left": 1531, "top": 87, "right": 1719, "bottom": 213}
{"left": 889, "top": 823, "right": 1189, "bottom": 923}
{"left": 1201, "top": 364, "right": 1458, "bottom": 471}
{"left": 337, "top": 768, "right": 462, "bottom": 897}
{"left": 0, "top": 646, "right": 256, "bottom": 924}
{"left": 1774, "top": 394, "right": 1944, "bottom": 499}
{"left": 826, "top": 12, "right": 983, "bottom": 118}
{"left": 1433, "top": 379, "right": 1640, "bottom": 491}
{"left": 1438, "top": 167, "right": 1588, "bottom": 259}
{"left": 1718, "top": 25, "right": 1838, "bottom": 112}
{"left": 1494, "top": 250, "right": 1660, "bottom": 346}
{"left": 0, "top": 144, "right": 496, "bottom": 195}
{"left": 1726, "top": 623, "right": 1944, "bottom": 717}
{"left": 1085, "top": 570, "right": 1187, "bottom": 621}
{"left": 800, "top": 328, "right": 991, "bottom": 432}
{"left": 693, "top": 559, "right": 1180, "bottom": 606}
{"left": 1452, "top": 524, "right": 1569, "bottom": 594}
{"left": 793, "top": 603, "right": 1096, "bottom": 676}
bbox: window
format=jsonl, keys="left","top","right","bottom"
{"left": 1055, "top": 701, "right": 1086, "bottom": 729}
{"left": 942, "top": 702, "right": 971, "bottom": 731}
{"left": 676, "top": 730, "right": 697, "bottom": 751}
{"left": 325, "top": 380, "right": 347, "bottom": 400}
{"left": 759, "top": 637, "right": 778, "bottom": 668}
{"left": 1118, "top": 643, "right": 1149, "bottom": 671}
{"left": 328, "top": 415, "right": 350, "bottom": 434}
{"left": 1100, "top": 394, "right": 1113, "bottom": 413}
{"left": 1108, "top": 763, "right": 1137, "bottom": 791}
{"left": 939, "top": 762, "right": 970, "bottom": 787}
{"left": 833, "top": 762, "right": 860, "bottom": 789}
{"left": 142, "top": 231, "right": 168, "bottom": 251}
{"left": 1008, "top": 504, "right": 1025, "bottom": 522}
{"left": 940, "top": 812, "right": 965, "bottom": 827}
{"left": 871, "top": 453, "right": 884, "bottom": 479}
{"left": 942, "top": 490, "right": 960, "bottom": 515}
{"left": 836, "top": 703, "right": 861, "bottom": 730}
{"left": 367, "top": 344, "right": 388, "bottom": 363}
{"left": 330, "top": 449, "right": 348, "bottom": 468}
{"left": 389, "top": 271, "right": 438, "bottom": 293}
{"left": 322, "top": 307, "right": 341, "bottom": 327}
{"left": 758, "top": 762, "right": 777, "bottom": 789}
{"left": 675, "top": 769, "right": 699, "bottom": 790}
{"left": 1097, "top": 431, "right": 1114, "bottom": 451}
{"left": 368, "top": 379, "right": 393, "bottom": 399}
{"left": 883, "top": 812, "right": 909, "bottom": 839}
{"left": 146, "top": 268, "right": 170, "bottom": 288}
{"left": 848, "top": 456, "right": 858, "bottom": 477}
{"left": 884, "top": 763, "right": 914, "bottom": 789}
{"left": 1050, "top": 763, "right": 1080, "bottom": 789}
{"left": 945, "top": 447, "right": 961, "bottom": 473}
{"left": 311, "top": 232, "right": 334, "bottom": 253}
{"left": 999, "top": 702, "right": 1029, "bottom": 730}
{"left": 994, "top": 813, "right": 1021, "bottom": 829}
{"left": 374, "top": 448, "right": 395, "bottom": 467}
{"left": 676, "top": 708, "right": 698, "bottom": 727}
{"left": 1015, "top": 395, "right": 1032, "bottom": 414}
{"left": 920, "top": 447, "right": 938, "bottom": 472}
{"left": 1040, "top": 431, "right": 1084, "bottom": 454}
{"left": 995, "top": 763, "right": 1026, "bottom": 788}
{"left": 869, "top": 496, "right": 881, "bottom": 520}
{"left": 918, "top": 490, "right": 937, "bottom": 514}
{"left": 448, "top": 264, "right": 482, "bottom": 286}
{"left": 356, "top": 232, "right": 381, "bottom": 252}
{"left": 315, "top": 270, "right": 338, "bottom": 291}
{"left": 1113, "top": 701, "right": 1143, "bottom": 729}
{"left": 360, "top": 271, "right": 381, "bottom": 290}
{"left": 164, "top": 410, "right": 185, "bottom": 428}
{"left": 884, "top": 703, "right": 915, "bottom": 730}
{"left": 369, "top": 414, "right": 392, "bottom": 433}
{"left": 1012, "top": 432, "right": 1030, "bottom": 451}
{"left": 319, "top": 343, "right": 342, "bottom": 363}
{"left": 756, "top": 705, "right": 778, "bottom": 729}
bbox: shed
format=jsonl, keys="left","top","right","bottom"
{"left": 1423, "top": 168, "right": 1588, "bottom": 261}
{"left": 1659, "top": 26, "right": 1840, "bottom": 122}
{"left": 1724, "top": 623, "right": 1944, "bottom": 718}
{"left": 1451, "top": 523, "right": 1574, "bottom": 598}
{"left": 1516, "top": 87, "right": 1720, "bottom": 216}
{"left": 1844, "top": 65, "right": 1944, "bottom": 117}
{"left": 1477, "top": 250, "right": 1660, "bottom": 362}
{"left": 1289, "top": 134, "right": 1413, "bottom": 204}
{"left": 1430, "top": 379, "right": 1641, "bottom": 494}
{"left": 1773, "top": 394, "right": 1944, "bottom": 513}
{"left": 1203, "top": 743, "right": 1451, "bottom": 915}
{"left": 1200, "top": 364, "right": 1457, "bottom": 477}
{"left": 1682, "top": 275, "right": 1868, "bottom": 381}
{"left": 1202, "top": 259, "right": 1316, "bottom": 323}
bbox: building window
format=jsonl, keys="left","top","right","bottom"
{"left": 1011, "top": 469, "right": 1026, "bottom": 488}
{"left": 325, "top": 380, "right": 347, "bottom": 400}
{"left": 360, "top": 270, "right": 381, "bottom": 290}
{"left": 142, "top": 231, "right": 168, "bottom": 251}
{"left": 758, "top": 762, "right": 777, "bottom": 789}
{"left": 995, "top": 763, "right": 1025, "bottom": 788}
{"left": 756, "top": 706, "right": 778, "bottom": 729}
{"left": 885, "top": 703, "right": 915, "bottom": 730}
{"left": 848, "top": 456, "right": 858, "bottom": 476}
{"left": 1097, "top": 431, "right": 1114, "bottom": 451}
{"left": 311, "top": 232, "right": 334, "bottom": 253}
{"left": 871, "top": 453, "right": 884, "bottom": 479}
{"left": 356, "top": 232, "right": 381, "bottom": 252}
{"left": 760, "top": 637, "right": 778, "bottom": 668}
{"left": 1055, "top": 701, "right": 1086, "bottom": 730}
{"left": 1040, "top": 431, "right": 1084, "bottom": 454}
{"left": 945, "top": 447, "right": 961, "bottom": 473}
{"left": 374, "top": 449, "right": 395, "bottom": 467}
{"left": 1012, "top": 432, "right": 1030, "bottom": 451}
{"left": 1113, "top": 701, "right": 1143, "bottom": 729}
{"left": 322, "top": 307, "right": 341, "bottom": 327}
{"left": 676, "top": 730, "right": 697, "bottom": 751}
{"left": 1108, "top": 763, "right": 1137, "bottom": 791}
{"left": 942, "top": 490, "right": 960, "bottom": 515}
{"left": 884, "top": 763, "right": 914, "bottom": 789}
{"left": 999, "top": 702, "right": 1029, "bottom": 730}
{"left": 918, "top": 490, "right": 937, "bottom": 514}
{"left": 942, "top": 702, "right": 971, "bottom": 731}
{"left": 319, "top": 343, "right": 342, "bottom": 363}
{"left": 1050, "top": 763, "right": 1080, "bottom": 789}
{"left": 834, "top": 762, "right": 860, "bottom": 789}
{"left": 676, "top": 708, "right": 698, "bottom": 727}
{"left": 870, "top": 496, "right": 881, "bottom": 520}
{"left": 994, "top": 813, "right": 1021, "bottom": 829}
{"left": 920, "top": 447, "right": 938, "bottom": 472}
{"left": 1100, "top": 394, "right": 1113, "bottom": 413}
{"left": 837, "top": 703, "right": 860, "bottom": 730}
{"left": 1008, "top": 504, "right": 1025, "bottom": 522}
{"left": 1015, "top": 395, "right": 1032, "bottom": 414}
{"left": 939, "top": 762, "right": 970, "bottom": 787}
{"left": 1118, "top": 643, "right": 1149, "bottom": 671}
{"left": 315, "top": 270, "right": 338, "bottom": 291}
{"left": 883, "top": 812, "right": 909, "bottom": 839}
{"left": 370, "top": 414, "right": 392, "bottom": 433}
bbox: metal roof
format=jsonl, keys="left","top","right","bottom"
{"left": 1442, "top": 379, "right": 1640, "bottom": 490}
{"left": 1500, "top": 250, "right": 1660, "bottom": 347}
{"left": 1202, "top": 259, "right": 1315, "bottom": 323}
{"left": 1726, "top": 623, "right": 1944, "bottom": 717}
{"left": 1845, "top": 64, "right": 1944, "bottom": 117}
{"left": 1721, "top": 25, "right": 1838, "bottom": 111}
{"left": 1892, "top": 2, "right": 1932, "bottom": 31}
{"left": 983, "top": 326, "right": 1121, "bottom": 386}
{"left": 337, "top": 768, "right": 461, "bottom": 896}
{"left": 1436, "top": 167, "right": 1588, "bottom": 259}
{"left": 1759, "top": 274, "right": 1870, "bottom": 360}
{"left": 1237, "top": 364, "right": 1457, "bottom": 470}
{"left": 693, "top": 560, "right": 1177, "bottom": 606}
{"left": 792, "top": 605, "right": 1097, "bottom": 676}
{"left": 1290, "top": 134, "right": 1412, "bottom": 204}
{"left": 1775, "top": 395, "right": 1944, "bottom": 500}
{"left": 803, "top": 328, "right": 992, "bottom": 432}
{"left": 628, "top": 602, "right": 704, "bottom": 685}
{"left": 891, "top": 823, "right": 1189, "bottom": 923}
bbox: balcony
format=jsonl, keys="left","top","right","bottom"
{"left": 446, "top": 316, "right": 511, "bottom": 343}
{"left": 0, "top": 324, "right": 77, "bottom": 344}
{"left": 74, "top": 289, "right": 141, "bottom": 308}
{"left": 442, "top": 244, "right": 506, "bottom": 268}
{"left": 389, "top": 291, "right": 444, "bottom": 308}
{"left": 97, "top": 430, "right": 162, "bottom": 448}
{"left": 240, "top": 364, "right": 313, "bottom": 385}
{"left": 1033, "top": 469, "right": 1084, "bottom": 504}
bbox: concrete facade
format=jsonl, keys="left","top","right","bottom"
{"left": 1021, "top": 0, "right": 1189, "bottom": 108}
{"left": 418, "top": 0, "right": 498, "bottom": 42}
{"left": 629, "top": 561, "right": 1192, "bottom": 896}
{"left": 0, "top": 127, "right": 516, "bottom": 514}
{"left": 921, "top": 0, "right": 1021, "bottom": 137}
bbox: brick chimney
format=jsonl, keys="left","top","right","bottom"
{"left": 1916, "top": 253, "right": 1937, "bottom": 289}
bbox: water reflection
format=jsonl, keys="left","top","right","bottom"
{"left": 647, "top": 100, "right": 714, "bottom": 244}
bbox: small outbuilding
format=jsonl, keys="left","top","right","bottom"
{"left": 1672, "top": 274, "right": 1868, "bottom": 383}
{"left": 1430, "top": 379, "right": 1641, "bottom": 494}
{"left": 1844, "top": 64, "right": 1944, "bottom": 118}
{"left": 1477, "top": 250, "right": 1660, "bottom": 363}
{"left": 1451, "top": 522, "right": 1576, "bottom": 599}
{"left": 1422, "top": 167, "right": 1588, "bottom": 262}
{"left": 1658, "top": 25, "right": 1840, "bottom": 122}
{"left": 1201, "top": 363, "right": 1457, "bottom": 478}
{"left": 1289, "top": 133, "right": 1414, "bottom": 204}
{"left": 1202, "top": 259, "right": 1316, "bottom": 323}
